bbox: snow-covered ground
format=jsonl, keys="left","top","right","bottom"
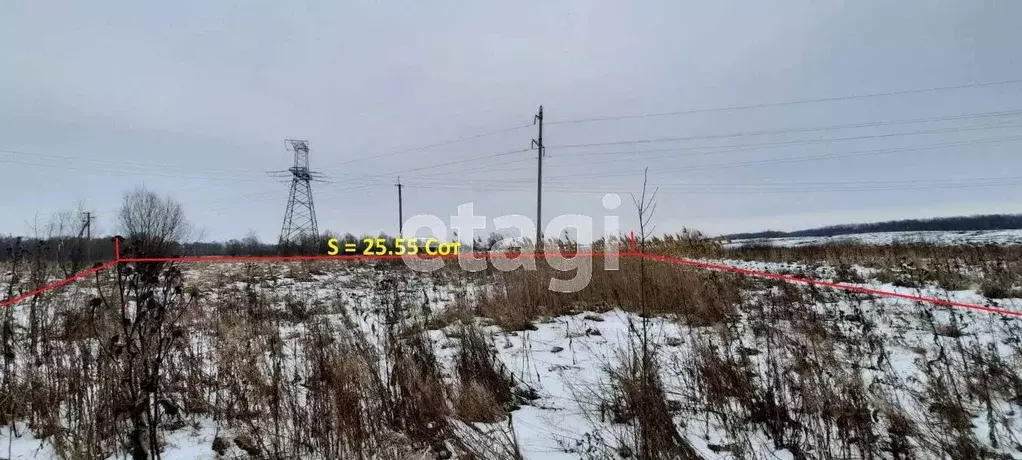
{"left": 3, "top": 258, "right": 1022, "bottom": 459}
{"left": 724, "top": 229, "right": 1022, "bottom": 247}
{"left": 458, "top": 260, "right": 1022, "bottom": 458}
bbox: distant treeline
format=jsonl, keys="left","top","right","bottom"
{"left": 0, "top": 232, "right": 525, "bottom": 262}
{"left": 0, "top": 237, "right": 119, "bottom": 263}
{"left": 726, "top": 214, "right": 1022, "bottom": 240}
{"left": 0, "top": 234, "right": 307, "bottom": 262}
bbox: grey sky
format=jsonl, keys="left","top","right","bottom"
{"left": 3, "top": 1, "right": 1022, "bottom": 242}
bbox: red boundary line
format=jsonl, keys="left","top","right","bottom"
{"left": 2, "top": 251, "right": 1019, "bottom": 318}
{"left": 0, "top": 260, "right": 118, "bottom": 308}
{"left": 637, "top": 253, "right": 1022, "bottom": 318}
{"left": 118, "top": 251, "right": 617, "bottom": 264}
{"left": 0, "top": 252, "right": 620, "bottom": 308}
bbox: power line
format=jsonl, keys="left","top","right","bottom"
{"left": 397, "top": 174, "right": 1022, "bottom": 191}
{"left": 402, "top": 177, "right": 1022, "bottom": 195}
{"left": 0, "top": 148, "right": 269, "bottom": 174}
{"left": 0, "top": 145, "right": 528, "bottom": 187}
{"left": 321, "top": 117, "right": 1022, "bottom": 186}
{"left": 0, "top": 144, "right": 536, "bottom": 196}
{"left": 327, "top": 147, "right": 531, "bottom": 184}
{"left": 146, "top": 130, "right": 1022, "bottom": 220}
{"left": 412, "top": 156, "right": 535, "bottom": 178}
{"left": 0, "top": 156, "right": 275, "bottom": 183}
{"left": 283, "top": 159, "right": 538, "bottom": 198}
{"left": 419, "top": 131, "right": 1021, "bottom": 184}
{"left": 322, "top": 123, "right": 531, "bottom": 167}
{"left": 547, "top": 78, "right": 1022, "bottom": 125}
{"left": 352, "top": 117, "right": 1022, "bottom": 183}
{"left": 391, "top": 127, "right": 1022, "bottom": 184}
{"left": 546, "top": 109, "right": 1022, "bottom": 149}
{"left": 542, "top": 133, "right": 1022, "bottom": 181}
{"left": 0, "top": 122, "right": 532, "bottom": 179}
{"left": 7, "top": 108, "right": 1017, "bottom": 189}
{"left": 201, "top": 190, "right": 286, "bottom": 215}
{"left": 308, "top": 153, "right": 535, "bottom": 196}
{"left": 291, "top": 131, "right": 1022, "bottom": 192}
{"left": 638, "top": 176, "right": 1022, "bottom": 188}
{"left": 549, "top": 117, "right": 1022, "bottom": 158}
{"left": 535, "top": 122, "right": 1022, "bottom": 171}
{"left": 14, "top": 94, "right": 1022, "bottom": 230}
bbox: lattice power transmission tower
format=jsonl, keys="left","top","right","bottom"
{"left": 273, "top": 139, "right": 325, "bottom": 245}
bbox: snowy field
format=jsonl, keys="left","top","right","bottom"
{"left": 2, "top": 254, "right": 1022, "bottom": 459}
{"left": 724, "top": 229, "right": 1022, "bottom": 248}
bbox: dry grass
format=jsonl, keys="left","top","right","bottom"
{"left": 724, "top": 242, "right": 1022, "bottom": 294}
{"left": 605, "top": 348, "right": 700, "bottom": 460}
{"left": 0, "top": 259, "right": 532, "bottom": 459}
{"left": 3, "top": 238, "right": 1022, "bottom": 459}
{"left": 462, "top": 257, "right": 745, "bottom": 331}
{"left": 455, "top": 381, "right": 505, "bottom": 423}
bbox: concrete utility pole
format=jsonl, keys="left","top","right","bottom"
{"left": 531, "top": 106, "right": 544, "bottom": 247}
{"left": 395, "top": 176, "right": 404, "bottom": 235}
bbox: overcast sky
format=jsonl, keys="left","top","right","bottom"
{"left": 3, "top": 1, "right": 1022, "bottom": 242}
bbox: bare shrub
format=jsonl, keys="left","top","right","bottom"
{"left": 605, "top": 348, "right": 699, "bottom": 460}
{"left": 92, "top": 186, "right": 194, "bottom": 459}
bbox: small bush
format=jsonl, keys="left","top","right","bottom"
{"left": 979, "top": 282, "right": 1022, "bottom": 299}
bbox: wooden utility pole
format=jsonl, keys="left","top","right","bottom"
{"left": 83, "top": 212, "right": 94, "bottom": 240}
{"left": 83, "top": 212, "right": 95, "bottom": 261}
{"left": 395, "top": 177, "right": 404, "bottom": 235}
{"left": 80, "top": 211, "right": 96, "bottom": 263}
{"left": 531, "top": 106, "right": 544, "bottom": 247}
